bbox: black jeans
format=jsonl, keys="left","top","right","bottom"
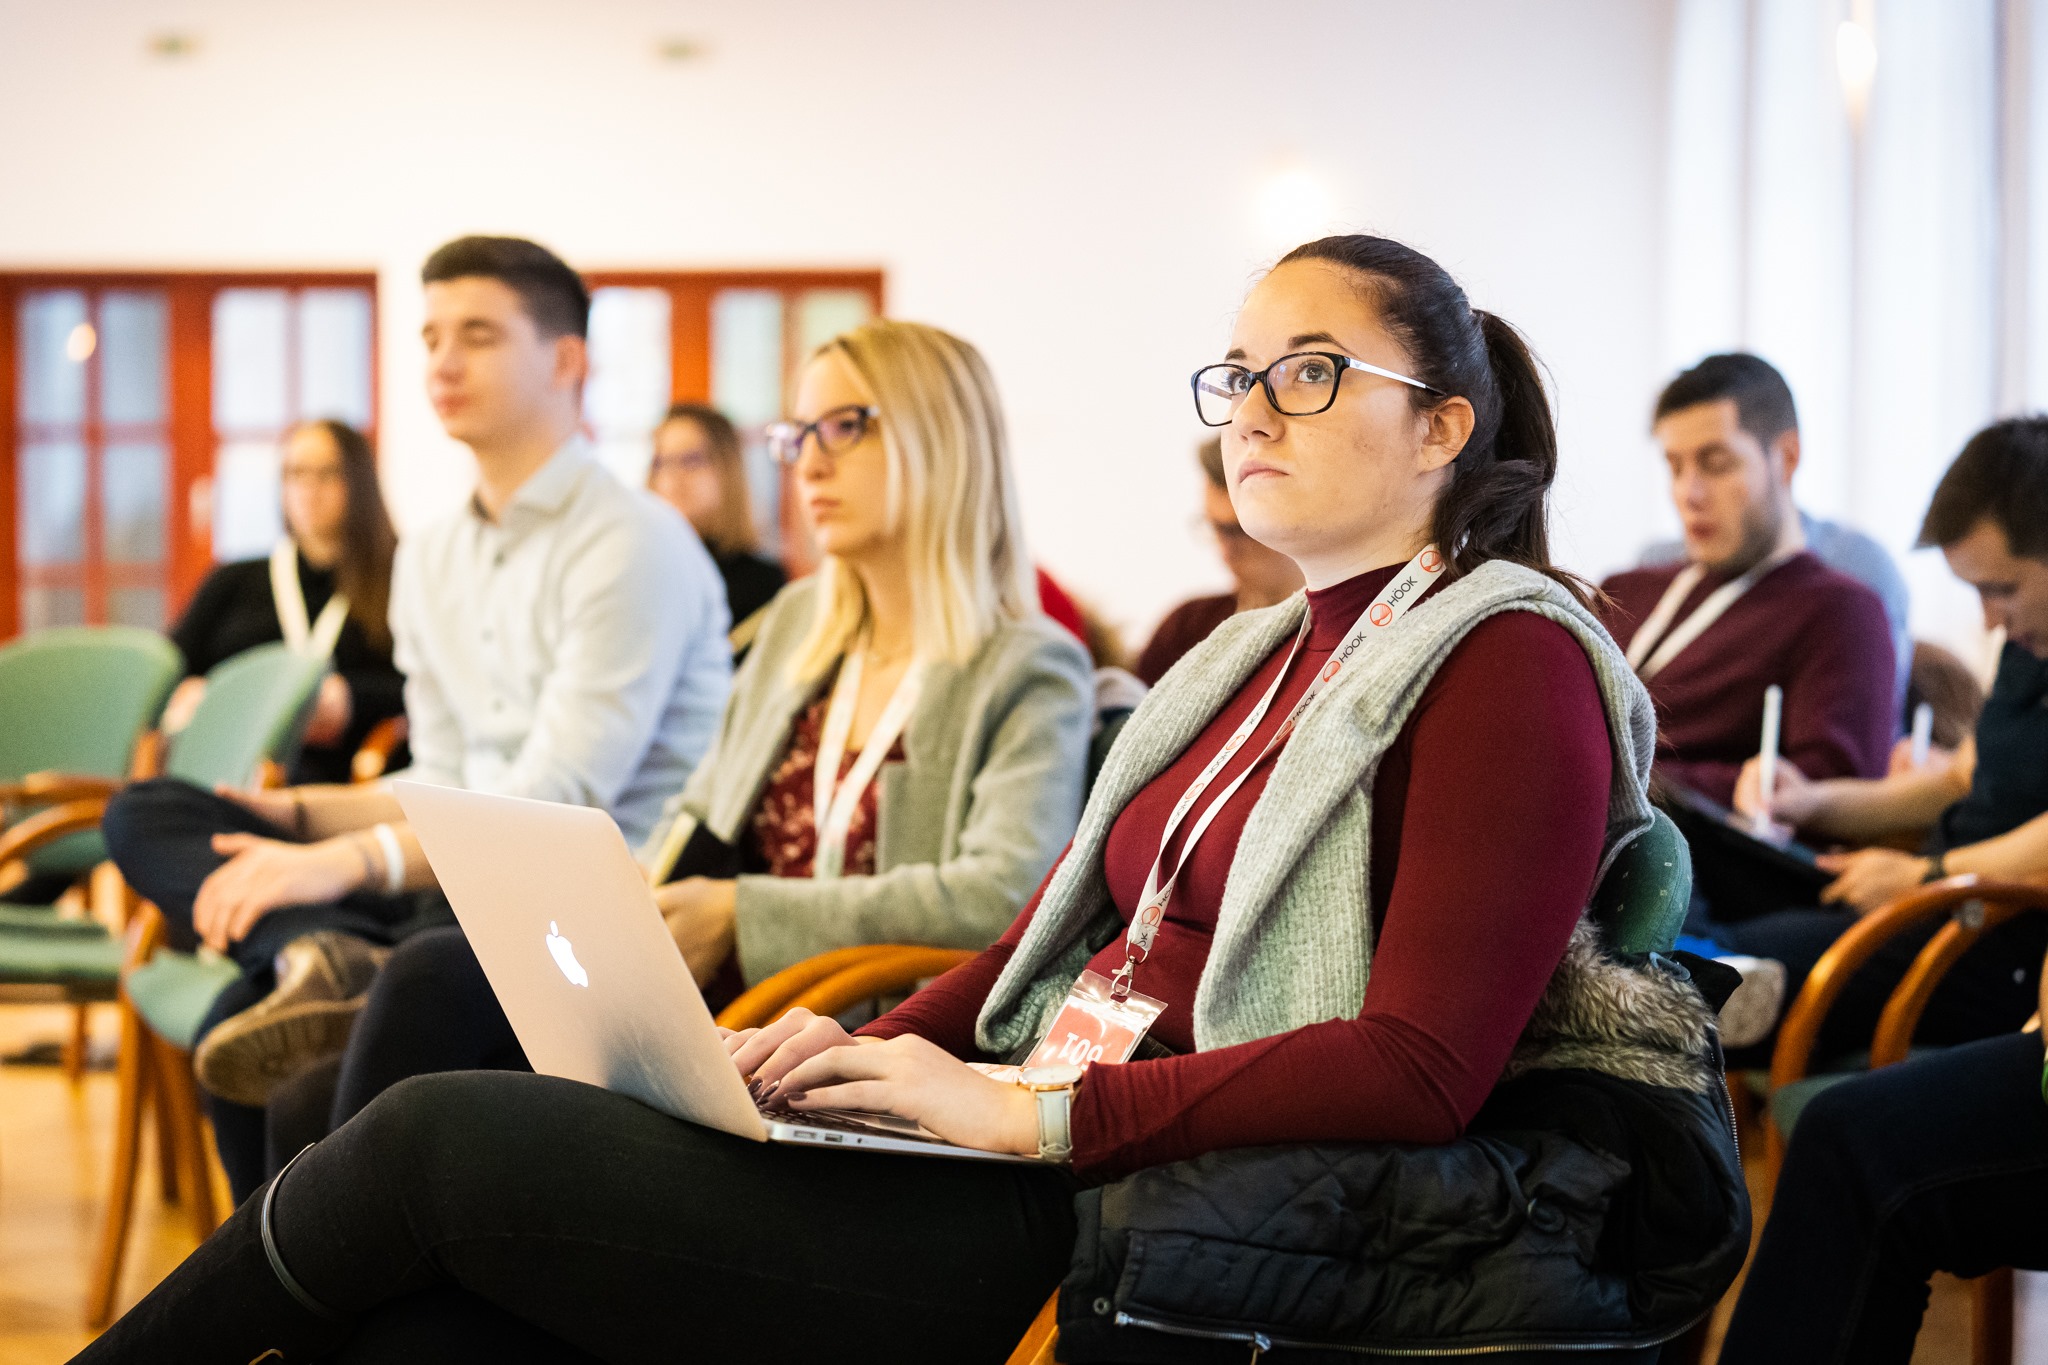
{"left": 1710, "top": 906, "right": 2047, "bottom": 1069}
{"left": 101, "top": 778, "right": 429, "bottom": 1201}
{"left": 1719, "top": 1032, "right": 2048, "bottom": 1363}
{"left": 77, "top": 1070, "right": 1079, "bottom": 1364}
{"left": 266, "top": 925, "right": 527, "bottom": 1178}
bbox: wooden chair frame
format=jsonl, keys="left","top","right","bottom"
{"left": 1762, "top": 874, "right": 2048, "bottom": 1365}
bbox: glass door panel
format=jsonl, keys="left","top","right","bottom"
{"left": 14, "top": 286, "right": 171, "bottom": 630}
{"left": 585, "top": 287, "right": 673, "bottom": 487}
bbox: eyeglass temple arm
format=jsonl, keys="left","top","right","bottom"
{"left": 1342, "top": 356, "right": 1437, "bottom": 393}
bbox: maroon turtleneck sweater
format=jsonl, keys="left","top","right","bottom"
{"left": 863, "top": 564, "right": 1613, "bottom": 1182}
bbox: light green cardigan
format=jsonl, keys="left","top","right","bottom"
{"left": 640, "top": 577, "right": 1094, "bottom": 984}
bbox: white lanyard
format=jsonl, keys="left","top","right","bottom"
{"left": 1111, "top": 545, "right": 1447, "bottom": 1000}
{"left": 812, "top": 642, "right": 925, "bottom": 880}
{"left": 1624, "top": 549, "right": 1795, "bottom": 681}
{"left": 270, "top": 540, "right": 350, "bottom": 661}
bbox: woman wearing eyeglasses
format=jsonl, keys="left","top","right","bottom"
{"left": 646, "top": 402, "right": 786, "bottom": 631}
{"left": 250, "top": 317, "right": 1095, "bottom": 1190}
{"left": 81, "top": 243, "right": 1738, "bottom": 1365}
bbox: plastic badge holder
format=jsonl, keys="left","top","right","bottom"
{"left": 1023, "top": 969, "right": 1168, "bottom": 1069}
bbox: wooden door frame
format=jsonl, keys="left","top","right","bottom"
{"left": 0, "top": 270, "right": 379, "bottom": 638}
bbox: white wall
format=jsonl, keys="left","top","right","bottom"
{"left": 0, "top": 0, "right": 1677, "bottom": 640}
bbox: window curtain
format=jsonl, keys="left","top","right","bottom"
{"left": 1660, "top": 0, "right": 2041, "bottom": 667}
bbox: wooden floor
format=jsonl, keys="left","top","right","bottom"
{"left": 0, "top": 1002, "right": 1979, "bottom": 1364}
{"left": 0, "top": 1004, "right": 206, "bottom": 1365}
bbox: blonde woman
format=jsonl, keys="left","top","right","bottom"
{"left": 646, "top": 401, "right": 786, "bottom": 627}
{"left": 256, "top": 319, "right": 1095, "bottom": 1180}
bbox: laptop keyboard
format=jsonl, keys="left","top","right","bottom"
{"left": 764, "top": 1105, "right": 937, "bottom": 1142}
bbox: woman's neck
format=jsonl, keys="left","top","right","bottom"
{"left": 1292, "top": 526, "right": 1432, "bottom": 591}
{"left": 850, "top": 548, "right": 916, "bottom": 662}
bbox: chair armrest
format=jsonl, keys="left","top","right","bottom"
{"left": 1770, "top": 875, "right": 2048, "bottom": 1094}
{"left": 1003, "top": 1292, "right": 1059, "bottom": 1365}
{"left": 351, "top": 717, "right": 410, "bottom": 784}
{"left": 785, "top": 947, "right": 977, "bottom": 1020}
{"left": 0, "top": 798, "right": 109, "bottom": 867}
{"left": 1868, "top": 886, "right": 2048, "bottom": 1066}
{"left": 714, "top": 945, "right": 908, "bottom": 1031}
{"left": 0, "top": 772, "right": 125, "bottom": 805}
{"left": 118, "top": 900, "right": 169, "bottom": 980}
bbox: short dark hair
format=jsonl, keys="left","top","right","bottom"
{"left": 420, "top": 235, "right": 589, "bottom": 338}
{"left": 1918, "top": 416, "right": 2048, "bottom": 558}
{"left": 1654, "top": 352, "right": 1799, "bottom": 449}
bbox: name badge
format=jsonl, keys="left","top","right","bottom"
{"left": 1023, "top": 970, "right": 1167, "bottom": 1069}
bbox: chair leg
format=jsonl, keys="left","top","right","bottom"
{"left": 150, "top": 1036, "right": 220, "bottom": 1240}
{"left": 85, "top": 999, "right": 152, "bottom": 1328}
{"left": 150, "top": 1058, "right": 182, "bottom": 1206}
{"left": 62, "top": 1002, "right": 89, "bottom": 1084}
{"left": 1972, "top": 1266, "right": 2014, "bottom": 1365}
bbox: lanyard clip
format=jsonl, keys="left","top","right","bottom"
{"left": 1107, "top": 958, "right": 1137, "bottom": 1003}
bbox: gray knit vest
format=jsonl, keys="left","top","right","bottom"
{"left": 975, "top": 560, "right": 1660, "bottom": 1060}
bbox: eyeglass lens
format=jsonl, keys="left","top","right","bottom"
{"left": 1192, "top": 354, "right": 1345, "bottom": 426}
{"left": 768, "top": 406, "right": 872, "bottom": 465}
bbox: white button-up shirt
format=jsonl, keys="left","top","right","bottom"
{"left": 389, "top": 439, "right": 731, "bottom": 847}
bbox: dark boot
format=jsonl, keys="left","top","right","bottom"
{"left": 71, "top": 1185, "right": 351, "bottom": 1364}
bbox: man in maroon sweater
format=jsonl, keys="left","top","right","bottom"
{"left": 1600, "top": 354, "right": 1895, "bottom": 809}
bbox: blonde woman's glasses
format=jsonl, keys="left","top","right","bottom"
{"left": 766, "top": 405, "right": 879, "bottom": 467}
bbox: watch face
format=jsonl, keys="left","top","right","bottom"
{"left": 1019, "top": 1064, "right": 1084, "bottom": 1089}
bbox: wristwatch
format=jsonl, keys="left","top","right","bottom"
{"left": 1923, "top": 852, "right": 1949, "bottom": 884}
{"left": 1019, "top": 1064, "right": 1083, "bottom": 1162}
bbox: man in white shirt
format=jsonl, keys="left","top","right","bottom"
{"left": 104, "top": 236, "right": 731, "bottom": 1198}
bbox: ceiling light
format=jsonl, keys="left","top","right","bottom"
{"left": 1836, "top": 19, "right": 1877, "bottom": 123}
{"left": 146, "top": 31, "right": 200, "bottom": 60}
{"left": 1254, "top": 166, "right": 1338, "bottom": 255}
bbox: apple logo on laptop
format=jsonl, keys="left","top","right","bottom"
{"left": 545, "top": 921, "right": 589, "bottom": 988}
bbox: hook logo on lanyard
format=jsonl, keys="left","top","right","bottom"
{"left": 1108, "top": 545, "right": 1447, "bottom": 1002}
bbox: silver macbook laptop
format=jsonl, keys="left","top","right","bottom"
{"left": 393, "top": 781, "right": 1035, "bottom": 1164}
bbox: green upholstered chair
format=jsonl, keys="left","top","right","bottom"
{"left": 0, "top": 626, "right": 180, "bottom": 895}
{"left": 1592, "top": 809, "right": 1692, "bottom": 956}
{"left": 79, "top": 643, "right": 328, "bottom": 1325}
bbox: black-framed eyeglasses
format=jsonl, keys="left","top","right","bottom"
{"left": 1189, "top": 351, "right": 1439, "bottom": 428}
{"left": 765, "top": 405, "right": 879, "bottom": 467}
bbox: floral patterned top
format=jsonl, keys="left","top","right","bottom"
{"left": 747, "top": 693, "right": 904, "bottom": 879}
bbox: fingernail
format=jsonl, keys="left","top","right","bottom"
{"left": 782, "top": 1090, "right": 805, "bottom": 1106}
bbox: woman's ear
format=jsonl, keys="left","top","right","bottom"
{"left": 1418, "top": 396, "right": 1475, "bottom": 473}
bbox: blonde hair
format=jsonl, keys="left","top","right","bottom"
{"left": 791, "top": 319, "right": 1037, "bottom": 680}
{"left": 655, "top": 403, "right": 759, "bottom": 556}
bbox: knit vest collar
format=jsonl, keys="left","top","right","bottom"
{"left": 974, "top": 560, "right": 1658, "bottom": 1057}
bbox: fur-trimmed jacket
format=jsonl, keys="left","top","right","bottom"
{"left": 970, "top": 563, "right": 1748, "bottom": 1358}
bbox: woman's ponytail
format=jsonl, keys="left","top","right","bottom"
{"left": 1278, "top": 237, "right": 1592, "bottom": 606}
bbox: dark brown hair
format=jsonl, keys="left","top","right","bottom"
{"left": 292, "top": 419, "right": 398, "bottom": 651}
{"left": 1196, "top": 436, "right": 1226, "bottom": 490}
{"left": 1654, "top": 352, "right": 1799, "bottom": 448}
{"left": 1918, "top": 416, "right": 2048, "bottom": 559}
{"left": 420, "top": 235, "right": 589, "bottom": 338}
{"left": 657, "top": 402, "right": 759, "bottom": 556}
{"left": 1277, "top": 235, "right": 1587, "bottom": 603}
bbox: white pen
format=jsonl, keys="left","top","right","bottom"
{"left": 1910, "top": 701, "right": 1934, "bottom": 770}
{"left": 1755, "top": 684, "right": 1783, "bottom": 836}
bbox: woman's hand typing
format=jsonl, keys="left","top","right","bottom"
{"left": 722, "top": 1007, "right": 1038, "bottom": 1156}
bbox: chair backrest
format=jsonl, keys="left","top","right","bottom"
{"left": 1590, "top": 809, "right": 1693, "bottom": 956}
{"left": 0, "top": 626, "right": 181, "bottom": 783}
{"left": 0, "top": 627, "right": 182, "bottom": 885}
{"left": 165, "top": 644, "right": 327, "bottom": 790}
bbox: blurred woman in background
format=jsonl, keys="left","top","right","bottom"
{"left": 649, "top": 402, "right": 786, "bottom": 630}
{"left": 165, "top": 419, "right": 402, "bottom": 784}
